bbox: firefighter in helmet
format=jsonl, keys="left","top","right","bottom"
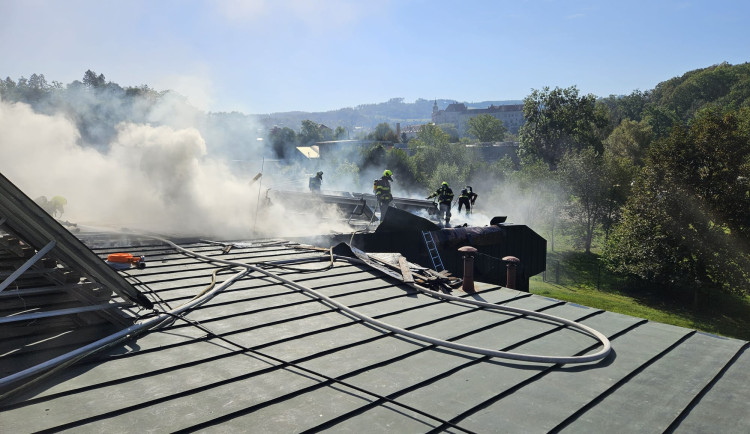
{"left": 35, "top": 195, "right": 67, "bottom": 218}
{"left": 458, "top": 186, "right": 478, "bottom": 214}
{"left": 373, "top": 169, "right": 394, "bottom": 217}
{"left": 427, "top": 181, "right": 454, "bottom": 225}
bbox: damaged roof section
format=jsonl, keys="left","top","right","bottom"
{"left": 0, "top": 173, "right": 155, "bottom": 393}
{"left": 1, "top": 237, "right": 748, "bottom": 432}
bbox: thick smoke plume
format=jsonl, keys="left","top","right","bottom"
{"left": 1, "top": 84, "right": 554, "bottom": 243}
{"left": 0, "top": 97, "right": 352, "bottom": 239}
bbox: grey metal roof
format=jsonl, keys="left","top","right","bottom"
{"left": 1, "top": 238, "right": 748, "bottom": 433}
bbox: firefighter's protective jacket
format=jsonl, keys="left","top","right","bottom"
{"left": 373, "top": 177, "right": 392, "bottom": 201}
{"left": 428, "top": 185, "right": 454, "bottom": 204}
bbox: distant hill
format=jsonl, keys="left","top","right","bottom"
{"left": 6, "top": 62, "right": 748, "bottom": 161}
{"left": 255, "top": 97, "right": 523, "bottom": 131}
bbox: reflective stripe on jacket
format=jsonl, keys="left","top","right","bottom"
{"left": 374, "top": 177, "right": 392, "bottom": 201}
{"left": 429, "top": 186, "right": 453, "bottom": 204}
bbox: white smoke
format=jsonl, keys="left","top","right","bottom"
{"left": 0, "top": 98, "right": 352, "bottom": 239}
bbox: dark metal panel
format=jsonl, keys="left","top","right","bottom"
{"left": 670, "top": 342, "right": 750, "bottom": 432}
{"left": 3, "top": 237, "right": 749, "bottom": 433}
{"left": 222, "top": 384, "right": 443, "bottom": 433}
{"left": 0, "top": 354, "right": 309, "bottom": 432}
{"left": 345, "top": 310, "right": 644, "bottom": 433}
{"left": 0, "top": 172, "right": 152, "bottom": 308}
{"left": 456, "top": 321, "right": 691, "bottom": 432}
{"left": 558, "top": 332, "right": 747, "bottom": 433}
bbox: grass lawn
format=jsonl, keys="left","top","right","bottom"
{"left": 529, "top": 248, "right": 750, "bottom": 341}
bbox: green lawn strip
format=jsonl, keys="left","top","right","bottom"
{"left": 531, "top": 278, "right": 690, "bottom": 326}
{"left": 529, "top": 249, "right": 750, "bottom": 341}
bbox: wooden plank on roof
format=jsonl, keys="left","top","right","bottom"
{"left": 398, "top": 256, "right": 414, "bottom": 283}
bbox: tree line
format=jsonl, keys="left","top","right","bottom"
{"left": 517, "top": 62, "right": 750, "bottom": 305}
{"left": 312, "top": 62, "right": 750, "bottom": 305}
{"left": 2, "top": 64, "right": 749, "bottom": 306}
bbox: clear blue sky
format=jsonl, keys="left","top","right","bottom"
{"left": 3, "top": 0, "right": 749, "bottom": 114}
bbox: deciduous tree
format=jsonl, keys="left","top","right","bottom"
{"left": 368, "top": 122, "right": 398, "bottom": 142}
{"left": 410, "top": 124, "right": 470, "bottom": 186}
{"left": 82, "top": 69, "right": 106, "bottom": 88}
{"left": 558, "top": 147, "right": 607, "bottom": 253}
{"left": 467, "top": 113, "right": 507, "bottom": 142}
{"left": 605, "top": 106, "right": 750, "bottom": 299}
{"left": 299, "top": 119, "right": 322, "bottom": 145}
{"left": 519, "top": 86, "right": 609, "bottom": 168}
{"left": 334, "top": 126, "right": 347, "bottom": 139}
{"left": 604, "top": 118, "right": 653, "bottom": 166}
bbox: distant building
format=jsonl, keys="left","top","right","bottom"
{"left": 318, "top": 124, "right": 333, "bottom": 139}
{"left": 400, "top": 124, "right": 423, "bottom": 141}
{"left": 432, "top": 101, "right": 525, "bottom": 136}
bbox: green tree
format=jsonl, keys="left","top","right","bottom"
{"left": 368, "top": 122, "right": 398, "bottom": 142}
{"left": 82, "top": 69, "right": 106, "bottom": 88}
{"left": 320, "top": 125, "right": 334, "bottom": 141}
{"left": 437, "top": 123, "right": 459, "bottom": 142}
{"left": 643, "top": 105, "right": 680, "bottom": 140}
{"left": 385, "top": 147, "right": 418, "bottom": 188}
{"left": 410, "top": 124, "right": 470, "bottom": 186}
{"left": 0, "top": 77, "right": 18, "bottom": 101}
{"left": 558, "top": 149, "right": 635, "bottom": 253}
{"left": 269, "top": 127, "right": 297, "bottom": 159}
{"left": 467, "top": 114, "right": 508, "bottom": 142}
{"left": 605, "top": 106, "right": 750, "bottom": 300}
{"left": 558, "top": 147, "right": 608, "bottom": 253}
{"left": 426, "top": 163, "right": 462, "bottom": 193}
{"left": 330, "top": 159, "right": 360, "bottom": 188}
{"left": 650, "top": 62, "right": 750, "bottom": 122}
{"left": 599, "top": 153, "right": 637, "bottom": 241}
{"left": 299, "top": 119, "right": 322, "bottom": 145}
{"left": 360, "top": 143, "right": 387, "bottom": 171}
{"left": 519, "top": 86, "right": 609, "bottom": 168}
{"left": 599, "top": 89, "right": 651, "bottom": 126}
{"left": 604, "top": 118, "right": 654, "bottom": 166}
{"left": 334, "top": 126, "right": 348, "bottom": 139}
{"left": 26, "top": 73, "right": 49, "bottom": 99}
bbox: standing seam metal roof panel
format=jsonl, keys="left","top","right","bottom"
{"left": 1, "top": 240, "right": 748, "bottom": 433}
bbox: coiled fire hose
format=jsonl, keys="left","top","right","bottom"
{"left": 0, "top": 236, "right": 612, "bottom": 400}
{"left": 163, "top": 237, "right": 611, "bottom": 364}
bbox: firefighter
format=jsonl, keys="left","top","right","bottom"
{"left": 467, "top": 186, "right": 478, "bottom": 205}
{"left": 309, "top": 171, "right": 323, "bottom": 192}
{"left": 458, "top": 188, "right": 471, "bottom": 214}
{"left": 34, "top": 195, "right": 67, "bottom": 218}
{"left": 427, "top": 181, "right": 454, "bottom": 225}
{"left": 458, "top": 185, "right": 478, "bottom": 214}
{"left": 373, "top": 169, "right": 394, "bottom": 217}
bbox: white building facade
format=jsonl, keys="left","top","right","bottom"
{"left": 431, "top": 101, "right": 525, "bottom": 136}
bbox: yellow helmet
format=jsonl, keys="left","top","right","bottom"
{"left": 383, "top": 170, "right": 392, "bottom": 177}
{"left": 442, "top": 181, "right": 448, "bottom": 186}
